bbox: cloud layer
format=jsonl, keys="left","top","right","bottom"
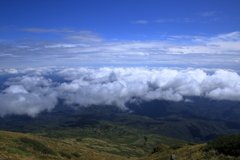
{"left": 1, "top": 30, "right": 240, "bottom": 69}
{"left": 0, "top": 67, "right": 240, "bottom": 117}
{"left": 0, "top": 76, "right": 57, "bottom": 117}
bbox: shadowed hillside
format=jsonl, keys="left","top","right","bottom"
{"left": 1, "top": 99, "right": 240, "bottom": 144}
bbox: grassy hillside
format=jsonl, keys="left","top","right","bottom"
{"left": 138, "top": 134, "right": 240, "bottom": 160}
{"left": 0, "top": 130, "right": 129, "bottom": 160}
{"left": 0, "top": 130, "right": 184, "bottom": 159}
{"left": 1, "top": 100, "right": 240, "bottom": 159}
{"left": 1, "top": 130, "right": 240, "bottom": 160}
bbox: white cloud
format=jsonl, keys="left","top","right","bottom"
{"left": 0, "top": 91, "right": 57, "bottom": 117}
{"left": 0, "top": 67, "right": 240, "bottom": 117}
{"left": 3, "top": 68, "right": 19, "bottom": 74}
{"left": 4, "top": 85, "right": 28, "bottom": 94}
{"left": 56, "top": 67, "right": 240, "bottom": 108}
{"left": 0, "top": 76, "right": 58, "bottom": 117}
{"left": 5, "top": 76, "right": 53, "bottom": 90}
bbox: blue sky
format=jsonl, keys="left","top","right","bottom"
{"left": 1, "top": 0, "right": 240, "bottom": 70}
{"left": 1, "top": 0, "right": 240, "bottom": 117}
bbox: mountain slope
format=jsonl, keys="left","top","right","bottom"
{"left": 0, "top": 130, "right": 129, "bottom": 160}
{"left": 1, "top": 130, "right": 240, "bottom": 160}
{"left": 1, "top": 101, "right": 240, "bottom": 144}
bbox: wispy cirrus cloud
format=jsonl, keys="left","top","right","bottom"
{"left": 197, "top": 11, "right": 226, "bottom": 22}
{"left": 198, "top": 11, "right": 216, "bottom": 17}
{"left": 19, "top": 28, "right": 74, "bottom": 33}
{"left": 0, "top": 28, "right": 240, "bottom": 70}
{"left": 155, "top": 18, "right": 195, "bottom": 23}
{"left": 155, "top": 11, "right": 226, "bottom": 23}
{"left": 131, "top": 20, "right": 149, "bottom": 24}
{"left": 64, "top": 31, "right": 105, "bottom": 42}
{"left": 18, "top": 28, "right": 105, "bottom": 43}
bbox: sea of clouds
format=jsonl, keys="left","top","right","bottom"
{"left": 0, "top": 67, "right": 240, "bottom": 117}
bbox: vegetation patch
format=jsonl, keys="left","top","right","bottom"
{"left": 203, "top": 134, "right": 240, "bottom": 157}
{"left": 72, "top": 152, "right": 81, "bottom": 157}
{"left": 169, "top": 143, "right": 186, "bottom": 150}
{"left": 60, "top": 151, "right": 72, "bottom": 159}
{"left": 19, "top": 137, "right": 56, "bottom": 155}
{"left": 7, "top": 147, "right": 31, "bottom": 157}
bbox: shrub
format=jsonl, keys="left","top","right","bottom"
{"left": 7, "top": 147, "right": 31, "bottom": 157}
{"left": 203, "top": 135, "right": 240, "bottom": 157}
{"left": 60, "top": 151, "right": 72, "bottom": 159}
{"left": 72, "top": 152, "right": 81, "bottom": 157}
{"left": 187, "top": 142, "right": 197, "bottom": 145}
{"left": 19, "top": 137, "right": 56, "bottom": 155}
{"left": 15, "top": 146, "right": 28, "bottom": 151}
{"left": 76, "top": 138, "right": 82, "bottom": 142}
{"left": 151, "top": 144, "right": 169, "bottom": 154}
{"left": 170, "top": 143, "right": 185, "bottom": 150}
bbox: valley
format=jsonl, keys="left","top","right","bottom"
{"left": 1, "top": 98, "right": 240, "bottom": 159}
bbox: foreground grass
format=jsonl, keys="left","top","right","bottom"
{"left": 0, "top": 130, "right": 128, "bottom": 160}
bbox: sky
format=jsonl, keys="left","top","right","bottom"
{"left": 0, "top": 0, "right": 240, "bottom": 70}
{"left": 1, "top": 0, "right": 240, "bottom": 117}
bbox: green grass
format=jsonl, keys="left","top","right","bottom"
{"left": 6, "top": 146, "right": 31, "bottom": 157}
{"left": 19, "top": 137, "right": 56, "bottom": 155}
{"left": 1, "top": 130, "right": 240, "bottom": 160}
{"left": 0, "top": 130, "right": 130, "bottom": 160}
{"left": 38, "top": 123, "right": 185, "bottom": 157}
